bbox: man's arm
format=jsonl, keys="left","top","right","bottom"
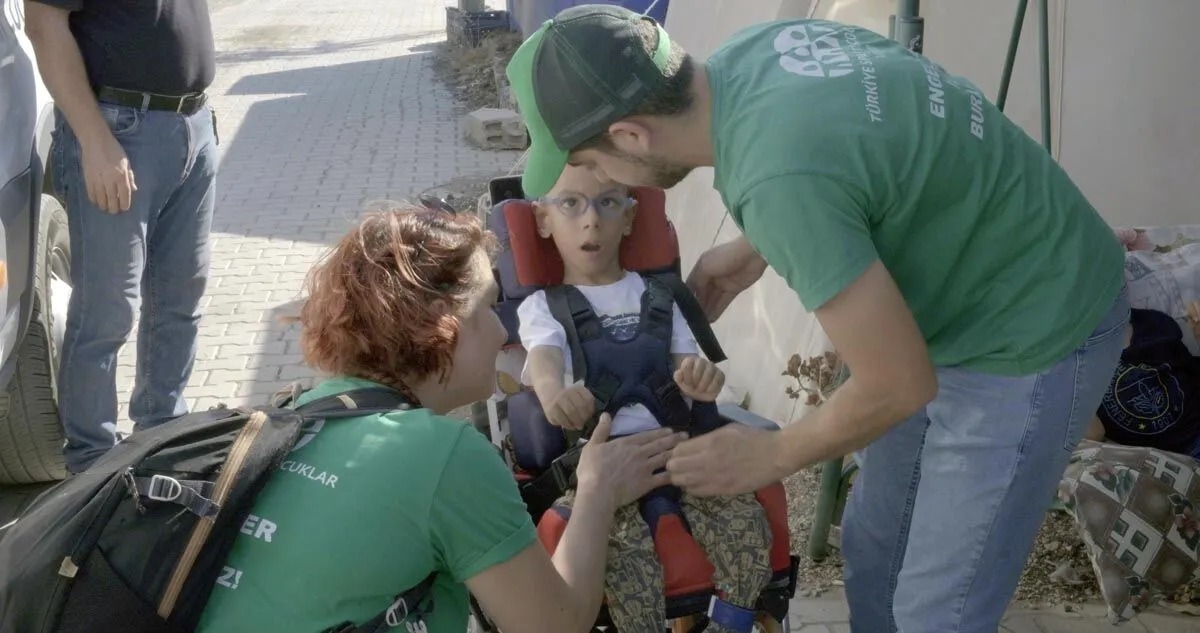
{"left": 665, "top": 260, "right": 938, "bottom": 497}
{"left": 24, "top": 2, "right": 135, "bottom": 212}
{"left": 773, "top": 261, "right": 936, "bottom": 471}
{"left": 24, "top": 4, "right": 107, "bottom": 151}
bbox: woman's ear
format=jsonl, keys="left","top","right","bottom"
{"left": 622, "top": 203, "right": 637, "bottom": 236}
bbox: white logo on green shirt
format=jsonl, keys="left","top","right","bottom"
{"left": 773, "top": 23, "right": 853, "bottom": 78}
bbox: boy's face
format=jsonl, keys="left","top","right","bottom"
{"left": 535, "top": 165, "right": 636, "bottom": 283}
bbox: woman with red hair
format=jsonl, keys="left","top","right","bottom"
{"left": 197, "top": 206, "right": 681, "bottom": 633}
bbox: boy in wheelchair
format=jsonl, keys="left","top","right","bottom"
{"left": 512, "top": 166, "right": 774, "bottom": 632}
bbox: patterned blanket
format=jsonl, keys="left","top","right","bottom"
{"left": 1055, "top": 224, "right": 1200, "bottom": 624}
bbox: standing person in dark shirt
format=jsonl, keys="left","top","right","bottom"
{"left": 25, "top": 1, "right": 218, "bottom": 473}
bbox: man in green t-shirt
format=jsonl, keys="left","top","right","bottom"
{"left": 506, "top": 5, "right": 1129, "bottom": 631}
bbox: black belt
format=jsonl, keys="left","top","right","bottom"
{"left": 96, "top": 86, "right": 208, "bottom": 115}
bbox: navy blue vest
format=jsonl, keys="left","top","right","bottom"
{"left": 544, "top": 274, "right": 724, "bottom": 437}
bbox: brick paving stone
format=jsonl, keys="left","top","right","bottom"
{"left": 114, "top": 0, "right": 517, "bottom": 430}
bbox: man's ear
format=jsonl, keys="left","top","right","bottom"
{"left": 622, "top": 201, "right": 637, "bottom": 236}
{"left": 607, "top": 118, "right": 653, "bottom": 156}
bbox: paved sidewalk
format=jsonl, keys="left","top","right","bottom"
{"left": 788, "top": 587, "right": 1196, "bottom": 632}
{"left": 114, "top": 0, "right": 517, "bottom": 424}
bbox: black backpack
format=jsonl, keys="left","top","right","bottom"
{"left": 0, "top": 385, "right": 437, "bottom": 633}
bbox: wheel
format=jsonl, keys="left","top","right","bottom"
{"left": 0, "top": 195, "right": 72, "bottom": 485}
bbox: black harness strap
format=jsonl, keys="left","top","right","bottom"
{"left": 544, "top": 286, "right": 588, "bottom": 384}
{"left": 639, "top": 275, "right": 675, "bottom": 343}
{"left": 646, "top": 272, "right": 727, "bottom": 363}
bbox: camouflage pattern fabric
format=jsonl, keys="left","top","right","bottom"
{"left": 556, "top": 490, "right": 773, "bottom": 632}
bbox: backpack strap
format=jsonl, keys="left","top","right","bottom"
{"left": 301, "top": 387, "right": 438, "bottom": 633}
{"left": 294, "top": 387, "right": 417, "bottom": 420}
{"left": 645, "top": 272, "right": 727, "bottom": 363}
{"left": 320, "top": 572, "right": 438, "bottom": 633}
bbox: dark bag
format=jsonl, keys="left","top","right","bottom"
{"left": 0, "top": 386, "right": 436, "bottom": 633}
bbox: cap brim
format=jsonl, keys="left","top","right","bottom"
{"left": 506, "top": 23, "right": 569, "bottom": 199}
{"left": 521, "top": 140, "right": 568, "bottom": 200}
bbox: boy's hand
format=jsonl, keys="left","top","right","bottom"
{"left": 545, "top": 381, "right": 596, "bottom": 430}
{"left": 674, "top": 357, "right": 724, "bottom": 402}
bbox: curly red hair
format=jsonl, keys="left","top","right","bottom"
{"left": 300, "top": 206, "right": 496, "bottom": 398}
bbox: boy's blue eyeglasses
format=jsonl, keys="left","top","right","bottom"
{"left": 538, "top": 191, "right": 637, "bottom": 219}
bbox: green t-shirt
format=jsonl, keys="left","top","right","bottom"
{"left": 706, "top": 19, "right": 1125, "bottom": 375}
{"left": 196, "top": 377, "right": 537, "bottom": 633}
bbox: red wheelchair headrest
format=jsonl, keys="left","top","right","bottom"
{"left": 502, "top": 187, "right": 677, "bottom": 287}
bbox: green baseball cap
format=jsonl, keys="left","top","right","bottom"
{"left": 505, "top": 4, "right": 674, "bottom": 198}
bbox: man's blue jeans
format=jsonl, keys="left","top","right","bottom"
{"left": 843, "top": 286, "right": 1130, "bottom": 632}
{"left": 51, "top": 102, "right": 215, "bottom": 473}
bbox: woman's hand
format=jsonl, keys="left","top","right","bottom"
{"left": 575, "top": 413, "right": 684, "bottom": 507}
{"left": 686, "top": 236, "right": 769, "bottom": 322}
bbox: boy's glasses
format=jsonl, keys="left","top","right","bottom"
{"left": 539, "top": 192, "right": 636, "bottom": 219}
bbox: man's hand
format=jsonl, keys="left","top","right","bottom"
{"left": 24, "top": 2, "right": 136, "bottom": 213}
{"left": 544, "top": 381, "right": 595, "bottom": 430}
{"left": 686, "top": 236, "right": 769, "bottom": 322}
{"left": 667, "top": 423, "right": 783, "bottom": 496}
{"left": 82, "top": 133, "right": 137, "bottom": 213}
{"left": 674, "top": 356, "right": 724, "bottom": 402}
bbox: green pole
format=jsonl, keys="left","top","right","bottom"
{"left": 807, "top": 456, "right": 845, "bottom": 562}
{"left": 1038, "top": 0, "right": 1053, "bottom": 153}
{"left": 890, "top": 0, "right": 924, "bottom": 53}
{"left": 996, "top": 0, "right": 1029, "bottom": 112}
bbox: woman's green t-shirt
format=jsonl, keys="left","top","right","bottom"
{"left": 196, "top": 376, "right": 537, "bottom": 632}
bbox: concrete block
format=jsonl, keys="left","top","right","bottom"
{"left": 465, "top": 108, "right": 527, "bottom": 150}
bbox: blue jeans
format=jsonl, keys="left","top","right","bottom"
{"left": 842, "top": 286, "right": 1129, "bottom": 632}
{"left": 51, "top": 102, "right": 216, "bottom": 473}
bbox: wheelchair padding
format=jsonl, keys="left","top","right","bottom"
{"left": 535, "top": 482, "right": 793, "bottom": 598}
{"left": 496, "top": 186, "right": 677, "bottom": 297}
{"left": 506, "top": 390, "right": 566, "bottom": 472}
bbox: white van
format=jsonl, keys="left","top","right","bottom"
{"left": 0, "top": 0, "right": 74, "bottom": 511}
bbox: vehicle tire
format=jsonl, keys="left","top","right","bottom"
{"left": 0, "top": 195, "right": 71, "bottom": 485}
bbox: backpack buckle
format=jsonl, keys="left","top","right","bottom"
{"left": 384, "top": 597, "right": 409, "bottom": 627}
{"left": 147, "top": 474, "right": 184, "bottom": 502}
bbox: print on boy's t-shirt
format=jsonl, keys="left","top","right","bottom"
{"left": 517, "top": 272, "right": 700, "bottom": 436}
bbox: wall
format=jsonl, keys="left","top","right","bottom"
{"left": 508, "top": 0, "right": 669, "bottom": 36}
{"left": 661, "top": 0, "right": 1200, "bottom": 424}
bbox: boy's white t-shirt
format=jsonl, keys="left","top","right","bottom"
{"left": 517, "top": 271, "right": 699, "bottom": 436}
